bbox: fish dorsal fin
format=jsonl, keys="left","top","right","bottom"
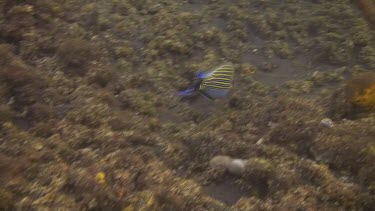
{"left": 197, "top": 64, "right": 234, "bottom": 79}
{"left": 212, "top": 64, "right": 234, "bottom": 75}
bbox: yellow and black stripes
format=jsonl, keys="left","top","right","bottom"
{"left": 200, "top": 64, "right": 234, "bottom": 90}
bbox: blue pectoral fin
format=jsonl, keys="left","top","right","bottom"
{"left": 177, "top": 87, "right": 196, "bottom": 96}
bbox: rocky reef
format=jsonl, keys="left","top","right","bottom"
{"left": 0, "top": 0, "right": 374, "bottom": 210}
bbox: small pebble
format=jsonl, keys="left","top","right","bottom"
{"left": 6, "top": 97, "right": 15, "bottom": 105}
{"left": 268, "top": 121, "right": 278, "bottom": 128}
{"left": 80, "top": 148, "right": 93, "bottom": 155}
{"left": 256, "top": 138, "right": 264, "bottom": 145}
{"left": 33, "top": 143, "right": 44, "bottom": 151}
{"left": 321, "top": 118, "right": 333, "bottom": 127}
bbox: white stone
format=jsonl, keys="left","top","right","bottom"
{"left": 209, "top": 155, "right": 232, "bottom": 170}
{"left": 227, "top": 159, "right": 246, "bottom": 176}
{"left": 321, "top": 118, "right": 333, "bottom": 127}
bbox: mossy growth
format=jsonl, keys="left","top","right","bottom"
{"left": 317, "top": 41, "right": 352, "bottom": 65}
{"left": 27, "top": 103, "right": 56, "bottom": 122}
{"left": 270, "top": 40, "right": 294, "bottom": 59}
{"left": 246, "top": 158, "right": 273, "bottom": 177}
{"left": 345, "top": 72, "right": 375, "bottom": 111}
{"left": 0, "top": 44, "right": 33, "bottom": 85}
{"left": 7, "top": 5, "right": 35, "bottom": 16}
{"left": 359, "top": 46, "right": 375, "bottom": 69}
{"left": 118, "top": 90, "right": 156, "bottom": 115}
{"left": 0, "top": 105, "right": 16, "bottom": 122}
{"left": 284, "top": 80, "right": 314, "bottom": 94}
{"left": 114, "top": 44, "right": 134, "bottom": 58}
{"left": 56, "top": 38, "right": 95, "bottom": 75}
{"left": 0, "top": 44, "right": 48, "bottom": 107}
{"left": 67, "top": 102, "right": 111, "bottom": 128}
{"left": 108, "top": 117, "right": 131, "bottom": 131}
{"left": 357, "top": 0, "right": 375, "bottom": 26}
{"left": 30, "top": 121, "right": 56, "bottom": 138}
{"left": 124, "top": 191, "right": 159, "bottom": 211}
{"left": 242, "top": 158, "right": 275, "bottom": 198}
{"left": 32, "top": 0, "right": 65, "bottom": 19}
{"left": 310, "top": 71, "right": 343, "bottom": 85}
{"left": 240, "top": 63, "right": 257, "bottom": 75}
{"left": 0, "top": 188, "right": 14, "bottom": 210}
{"left": 353, "top": 84, "right": 375, "bottom": 109}
{"left": 88, "top": 69, "right": 113, "bottom": 88}
{"left": 365, "top": 144, "right": 375, "bottom": 157}
{"left": 299, "top": 162, "right": 363, "bottom": 209}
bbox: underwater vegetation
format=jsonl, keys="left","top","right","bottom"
{"left": 327, "top": 71, "right": 375, "bottom": 120}
{"left": 357, "top": 0, "right": 375, "bottom": 26}
{"left": 0, "top": 0, "right": 374, "bottom": 210}
{"left": 57, "top": 39, "right": 94, "bottom": 68}
{"left": 346, "top": 72, "right": 375, "bottom": 110}
{"left": 0, "top": 44, "right": 35, "bottom": 86}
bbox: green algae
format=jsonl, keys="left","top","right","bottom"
{"left": 0, "top": 0, "right": 374, "bottom": 210}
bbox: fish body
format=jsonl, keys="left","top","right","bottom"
{"left": 199, "top": 64, "right": 234, "bottom": 99}
{"left": 178, "top": 64, "right": 234, "bottom": 100}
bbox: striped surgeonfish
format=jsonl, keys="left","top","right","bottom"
{"left": 178, "top": 64, "right": 234, "bottom": 100}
